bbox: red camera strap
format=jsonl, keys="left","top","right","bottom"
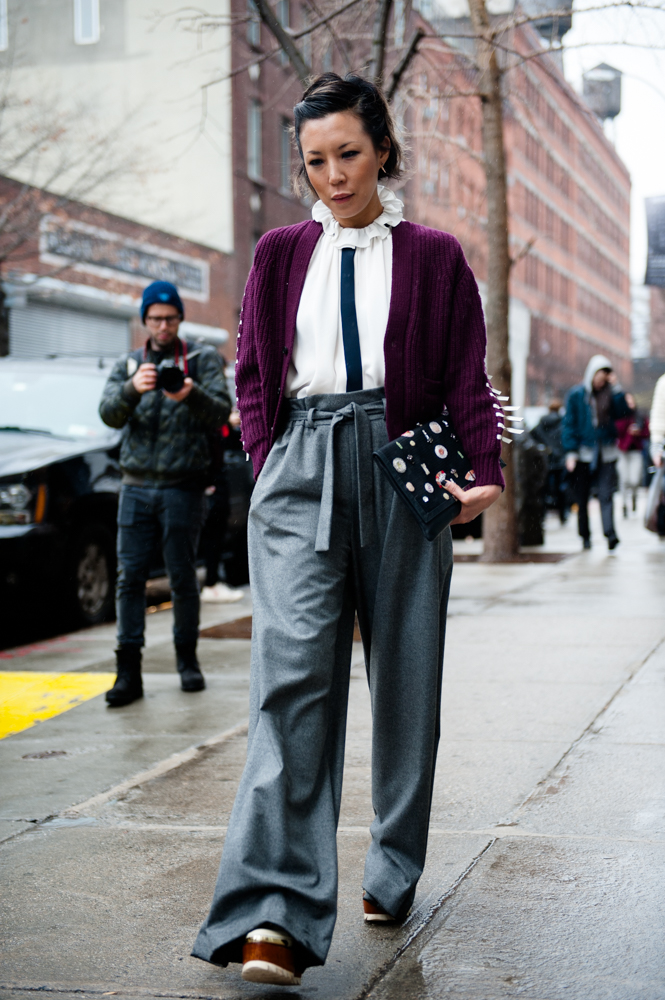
{"left": 143, "top": 337, "right": 188, "bottom": 374}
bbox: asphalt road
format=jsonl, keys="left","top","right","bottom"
{"left": 1, "top": 501, "right": 664, "bottom": 999}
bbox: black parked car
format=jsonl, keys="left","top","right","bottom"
{"left": 0, "top": 357, "right": 252, "bottom": 629}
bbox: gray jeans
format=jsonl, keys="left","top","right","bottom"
{"left": 192, "top": 389, "right": 453, "bottom": 971}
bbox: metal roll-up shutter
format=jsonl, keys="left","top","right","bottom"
{"left": 9, "top": 303, "right": 129, "bottom": 359}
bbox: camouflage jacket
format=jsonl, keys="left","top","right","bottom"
{"left": 99, "top": 341, "right": 231, "bottom": 486}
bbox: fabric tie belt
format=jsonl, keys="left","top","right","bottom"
{"left": 289, "top": 398, "right": 386, "bottom": 553}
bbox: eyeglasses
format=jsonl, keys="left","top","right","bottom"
{"left": 146, "top": 315, "right": 180, "bottom": 327}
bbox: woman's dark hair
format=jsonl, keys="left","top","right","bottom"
{"left": 293, "top": 73, "right": 403, "bottom": 194}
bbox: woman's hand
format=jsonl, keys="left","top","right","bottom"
{"left": 446, "top": 482, "right": 502, "bottom": 524}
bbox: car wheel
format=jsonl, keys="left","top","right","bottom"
{"left": 69, "top": 523, "right": 116, "bottom": 626}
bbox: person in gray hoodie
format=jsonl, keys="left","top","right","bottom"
{"left": 561, "top": 355, "right": 630, "bottom": 550}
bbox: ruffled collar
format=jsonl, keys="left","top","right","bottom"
{"left": 311, "top": 185, "right": 403, "bottom": 249}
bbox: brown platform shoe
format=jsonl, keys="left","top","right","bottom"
{"left": 241, "top": 927, "right": 302, "bottom": 986}
{"left": 363, "top": 896, "right": 396, "bottom": 923}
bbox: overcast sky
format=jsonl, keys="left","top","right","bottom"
{"left": 563, "top": 0, "right": 665, "bottom": 283}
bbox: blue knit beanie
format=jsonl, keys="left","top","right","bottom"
{"left": 141, "top": 281, "right": 184, "bottom": 323}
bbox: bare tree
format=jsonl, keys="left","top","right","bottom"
{"left": 467, "top": 0, "right": 518, "bottom": 560}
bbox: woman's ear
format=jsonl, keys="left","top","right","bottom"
{"left": 379, "top": 137, "right": 391, "bottom": 166}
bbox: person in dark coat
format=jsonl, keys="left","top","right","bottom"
{"left": 99, "top": 281, "right": 231, "bottom": 705}
{"left": 532, "top": 399, "right": 567, "bottom": 524}
{"left": 562, "top": 355, "right": 630, "bottom": 550}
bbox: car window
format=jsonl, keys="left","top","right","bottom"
{"left": 0, "top": 370, "right": 112, "bottom": 440}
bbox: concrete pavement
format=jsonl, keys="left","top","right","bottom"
{"left": 1, "top": 498, "right": 664, "bottom": 999}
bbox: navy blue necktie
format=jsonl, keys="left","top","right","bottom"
{"left": 340, "top": 247, "right": 363, "bottom": 392}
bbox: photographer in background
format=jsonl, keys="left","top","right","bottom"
{"left": 99, "top": 281, "right": 231, "bottom": 707}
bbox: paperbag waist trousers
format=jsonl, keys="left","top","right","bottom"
{"left": 192, "top": 388, "right": 454, "bottom": 970}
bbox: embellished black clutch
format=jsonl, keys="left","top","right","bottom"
{"left": 373, "top": 410, "right": 476, "bottom": 541}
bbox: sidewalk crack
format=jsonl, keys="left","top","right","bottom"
{"left": 355, "top": 837, "right": 496, "bottom": 1000}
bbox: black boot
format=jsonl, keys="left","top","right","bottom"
{"left": 106, "top": 646, "right": 143, "bottom": 707}
{"left": 176, "top": 643, "right": 206, "bottom": 692}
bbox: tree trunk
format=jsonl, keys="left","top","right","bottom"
{"left": 467, "top": 0, "right": 519, "bottom": 561}
{"left": 387, "top": 28, "right": 425, "bottom": 102}
{"left": 368, "top": 0, "right": 394, "bottom": 85}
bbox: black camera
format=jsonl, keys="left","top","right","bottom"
{"left": 155, "top": 359, "right": 185, "bottom": 394}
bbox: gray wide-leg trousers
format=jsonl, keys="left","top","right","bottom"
{"left": 192, "top": 389, "right": 453, "bottom": 971}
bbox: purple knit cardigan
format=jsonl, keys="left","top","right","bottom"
{"left": 235, "top": 218, "right": 505, "bottom": 489}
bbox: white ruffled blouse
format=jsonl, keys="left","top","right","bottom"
{"left": 286, "top": 185, "right": 404, "bottom": 399}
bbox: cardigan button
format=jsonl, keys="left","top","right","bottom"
{"left": 283, "top": 346, "right": 288, "bottom": 355}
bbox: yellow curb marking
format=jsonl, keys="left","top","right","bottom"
{"left": 0, "top": 672, "right": 115, "bottom": 739}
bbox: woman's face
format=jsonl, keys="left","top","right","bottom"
{"left": 300, "top": 110, "right": 390, "bottom": 228}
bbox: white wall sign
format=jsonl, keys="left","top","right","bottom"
{"left": 40, "top": 217, "right": 210, "bottom": 301}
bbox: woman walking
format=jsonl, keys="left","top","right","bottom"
{"left": 615, "top": 394, "right": 649, "bottom": 517}
{"left": 192, "top": 73, "right": 503, "bottom": 986}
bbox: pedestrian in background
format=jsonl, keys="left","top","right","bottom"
{"left": 200, "top": 409, "right": 244, "bottom": 604}
{"left": 532, "top": 398, "right": 568, "bottom": 524}
{"left": 192, "top": 73, "right": 503, "bottom": 988}
{"left": 99, "top": 281, "right": 231, "bottom": 706}
{"left": 615, "top": 393, "right": 649, "bottom": 517}
{"left": 650, "top": 371, "right": 665, "bottom": 467}
{"left": 562, "top": 355, "right": 630, "bottom": 550}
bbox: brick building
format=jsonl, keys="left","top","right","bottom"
{"left": 508, "top": 31, "right": 632, "bottom": 403}
{"left": 397, "top": 10, "right": 631, "bottom": 407}
{"left": 228, "top": 0, "right": 309, "bottom": 307}
{"left": 0, "top": 176, "right": 236, "bottom": 359}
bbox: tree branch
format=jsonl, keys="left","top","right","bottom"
{"left": 387, "top": 27, "right": 426, "bottom": 101}
{"left": 201, "top": 0, "right": 365, "bottom": 88}
{"left": 253, "top": 0, "right": 311, "bottom": 84}
{"left": 509, "top": 237, "right": 536, "bottom": 270}
{"left": 303, "top": 0, "right": 352, "bottom": 73}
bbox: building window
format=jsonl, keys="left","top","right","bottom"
{"left": 0, "top": 0, "right": 8, "bottom": 52}
{"left": 280, "top": 118, "right": 292, "bottom": 193}
{"left": 247, "top": 99, "right": 263, "bottom": 181}
{"left": 301, "top": 5, "right": 311, "bottom": 66}
{"left": 277, "top": 0, "right": 289, "bottom": 64}
{"left": 74, "top": 0, "right": 100, "bottom": 45}
{"left": 525, "top": 255, "right": 539, "bottom": 289}
{"left": 525, "top": 188, "right": 539, "bottom": 228}
{"left": 247, "top": 0, "right": 261, "bottom": 47}
{"left": 525, "top": 131, "right": 539, "bottom": 169}
{"left": 560, "top": 219, "right": 570, "bottom": 253}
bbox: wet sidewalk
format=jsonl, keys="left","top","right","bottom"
{"left": 1, "top": 500, "right": 664, "bottom": 999}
